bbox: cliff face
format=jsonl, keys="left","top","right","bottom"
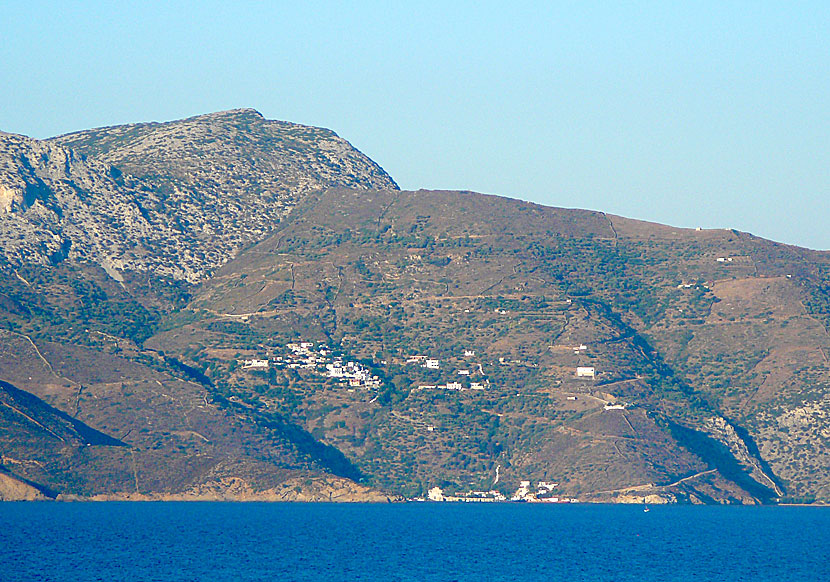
{"left": 0, "top": 131, "right": 197, "bottom": 280}
{"left": 0, "top": 472, "right": 47, "bottom": 501}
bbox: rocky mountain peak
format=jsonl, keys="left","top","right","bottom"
{"left": 1, "top": 110, "right": 399, "bottom": 282}
{"left": 194, "top": 107, "right": 265, "bottom": 120}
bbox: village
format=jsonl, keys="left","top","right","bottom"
{"left": 241, "top": 341, "right": 382, "bottom": 389}
{"left": 239, "top": 342, "right": 504, "bottom": 393}
{"left": 238, "top": 340, "right": 604, "bottom": 395}
{"left": 423, "top": 480, "right": 578, "bottom": 504}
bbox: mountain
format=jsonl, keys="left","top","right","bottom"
{"left": 0, "top": 110, "right": 399, "bottom": 501}
{"left": 1, "top": 109, "right": 397, "bottom": 283}
{"left": 49, "top": 109, "right": 397, "bottom": 280}
{"left": 1, "top": 110, "right": 828, "bottom": 504}
{"left": 0, "top": 130, "right": 195, "bottom": 280}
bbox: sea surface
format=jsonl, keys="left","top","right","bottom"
{"left": 2, "top": 502, "right": 828, "bottom": 581}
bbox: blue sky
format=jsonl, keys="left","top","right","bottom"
{"left": 2, "top": 2, "right": 828, "bottom": 249}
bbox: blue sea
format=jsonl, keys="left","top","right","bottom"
{"left": 1, "top": 503, "right": 828, "bottom": 581}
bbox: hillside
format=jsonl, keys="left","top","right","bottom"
{"left": 0, "top": 328, "right": 389, "bottom": 502}
{"left": 0, "top": 111, "right": 399, "bottom": 501}
{"left": 0, "top": 131, "right": 198, "bottom": 280}
{"left": 149, "top": 188, "right": 830, "bottom": 503}
{"left": 1, "top": 111, "right": 829, "bottom": 503}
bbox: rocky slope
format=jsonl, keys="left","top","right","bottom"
{"left": 1, "top": 109, "right": 397, "bottom": 284}
{"left": 0, "top": 131, "right": 198, "bottom": 280}
{"left": 50, "top": 109, "right": 398, "bottom": 278}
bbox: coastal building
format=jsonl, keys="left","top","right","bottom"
{"left": 537, "top": 481, "right": 557, "bottom": 494}
{"left": 511, "top": 481, "right": 532, "bottom": 501}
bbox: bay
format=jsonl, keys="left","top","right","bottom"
{"left": 1, "top": 503, "right": 828, "bottom": 581}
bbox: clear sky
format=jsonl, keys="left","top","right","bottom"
{"left": 2, "top": 2, "right": 828, "bottom": 249}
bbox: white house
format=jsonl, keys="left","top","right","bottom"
{"left": 423, "top": 359, "right": 440, "bottom": 369}
{"left": 446, "top": 381, "right": 463, "bottom": 390}
{"left": 512, "top": 481, "right": 532, "bottom": 501}
{"left": 537, "top": 481, "right": 558, "bottom": 493}
{"left": 576, "top": 367, "right": 595, "bottom": 379}
{"left": 242, "top": 359, "right": 269, "bottom": 369}
{"left": 464, "top": 349, "right": 476, "bottom": 357}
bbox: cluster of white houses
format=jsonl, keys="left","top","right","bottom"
{"left": 405, "top": 349, "right": 491, "bottom": 392}
{"left": 240, "top": 341, "right": 381, "bottom": 389}
{"left": 405, "top": 349, "right": 476, "bottom": 371}
{"left": 242, "top": 342, "right": 597, "bottom": 390}
{"left": 324, "top": 360, "right": 382, "bottom": 388}
{"left": 426, "top": 480, "right": 576, "bottom": 503}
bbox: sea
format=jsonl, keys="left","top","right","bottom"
{"left": 1, "top": 502, "right": 828, "bottom": 581}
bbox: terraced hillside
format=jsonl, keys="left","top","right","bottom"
{"left": 149, "top": 188, "right": 830, "bottom": 503}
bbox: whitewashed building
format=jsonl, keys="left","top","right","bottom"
{"left": 242, "top": 359, "right": 269, "bottom": 369}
